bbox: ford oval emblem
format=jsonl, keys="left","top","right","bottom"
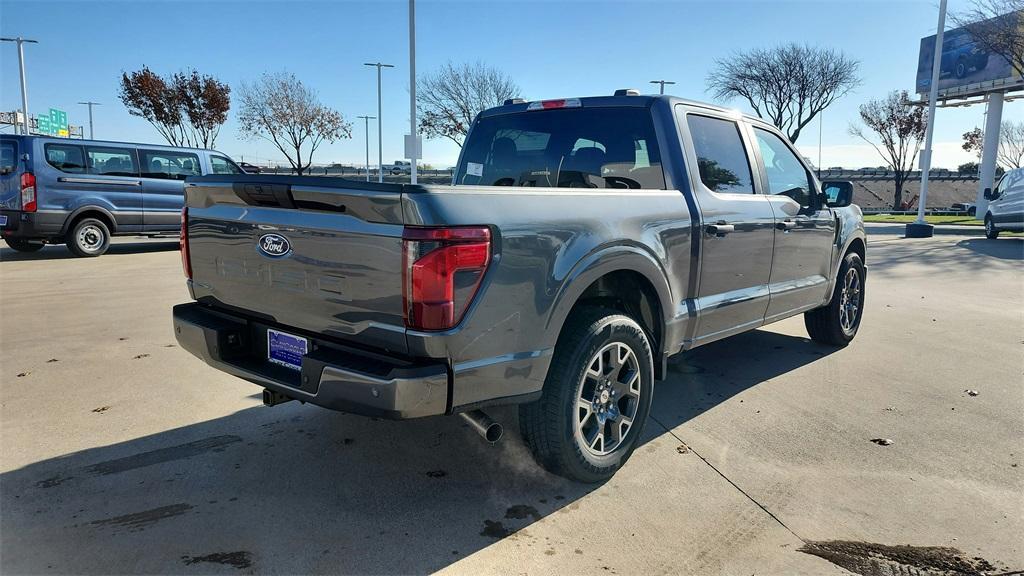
{"left": 257, "top": 233, "right": 292, "bottom": 258}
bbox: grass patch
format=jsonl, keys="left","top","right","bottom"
{"left": 863, "top": 214, "right": 983, "bottom": 226}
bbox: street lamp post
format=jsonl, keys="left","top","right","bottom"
{"left": 1, "top": 37, "right": 39, "bottom": 135}
{"left": 649, "top": 80, "right": 675, "bottom": 95}
{"left": 908, "top": 0, "right": 946, "bottom": 238}
{"left": 364, "top": 62, "right": 394, "bottom": 184}
{"left": 408, "top": 0, "right": 418, "bottom": 185}
{"left": 357, "top": 115, "right": 376, "bottom": 182}
{"left": 77, "top": 101, "right": 101, "bottom": 139}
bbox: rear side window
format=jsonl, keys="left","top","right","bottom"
{"left": 87, "top": 147, "right": 138, "bottom": 177}
{"left": 140, "top": 149, "right": 200, "bottom": 180}
{"left": 686, "top": 114, "right": 754, "bottom": 194}
{"left": 456, "top": 107, "right": 665, "bottom": 189}
{"left": 1, "top": 140, "right": 16, "bottom": 174}
{"left": 45, "top": 144, "right": 87, "bottom": 173}
{"left": 210, "top": 155, "right": 242, "bottom": 174}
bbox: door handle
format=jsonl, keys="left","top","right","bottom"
{"left": 705, "top": 223, "right": 735, "bottom": 237}
{"left": 776, "top": 219, "right": 796, "bottom": 231}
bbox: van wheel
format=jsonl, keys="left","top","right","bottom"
{"left": 519, "top": 307, "right": 654, "bottom": 483}
{"left": 985, "top": 215, "right": 999, "bottom": 239}
{"left": 67, "top": 218, "right": 110, "bottom": 257}
{"left": 805, "top": 252, "right": 865, "bottom": 346}
{"left": 4, "top": 238, "right": 44, "bottom": 253}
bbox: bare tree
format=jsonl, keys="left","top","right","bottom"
{"left": 849, "top": 91, "right": 927, "bottom": 211}
{"left": 950, "top": 0, "right": 1024, "bottom": 77}
{"left": 417, "top": 62, "right": 521, "bottom": 147}
{"left": 119, "top": 66, "right": 230, "bottom": 148}
{"left": 997, "top": 120, "right": 1024, "bottom": 168}
{"left": 237, "top": 72, "right": 351, "bottom": 175}
{"left": 707, "top": 44, "right": 860, "bottom": 143}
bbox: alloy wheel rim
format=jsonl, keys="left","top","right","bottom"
{"left": 78, "top": 225, "right": 103, "bottom": 252}
{"left": 839, "top": 267, "right": 861, "bottom": 334}
{"left": 574, "top": 342, "right": 642, "bottom": 457}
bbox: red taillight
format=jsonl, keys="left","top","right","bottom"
{"left": 402, "top": 226, "right": 491, "bottom": 331}
{"left": 20, "top": 172, "right": 36, "bottom": 213}
{"left": 180, "top": 207, "right": 192, "bottom": 279}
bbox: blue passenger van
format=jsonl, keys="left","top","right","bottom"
{"left": 0, "top": 135, "right": 244, "bottom": 256}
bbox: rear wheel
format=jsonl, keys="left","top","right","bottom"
{"left": 985, "top": 214, "right": 1000, "bottom": 239}
{"left": 66, "top": 218, "right": 111, "bottom": 257}
{"left": 4, "top": 238, "right": 44, "bottom": 253}
{"left": 805, "top": 252, "right": 865, "bottom": 346}
{"left": 519, "top": 307, "right": 654, "bottom": 483}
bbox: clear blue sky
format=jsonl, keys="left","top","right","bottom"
{"left": 1, "top": 0, "right": 1020, "bottom": 169}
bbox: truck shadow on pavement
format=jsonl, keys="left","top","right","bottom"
{"left": 0, "top": 329, "right": 836, "bottom": 574}
{"left": 0, "top": 240, "right": 179, "bottom": 262}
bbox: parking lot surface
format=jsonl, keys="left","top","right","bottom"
{"left": 1, "top": 235, "right": 1022, "bottom": 575}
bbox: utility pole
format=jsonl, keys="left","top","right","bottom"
{"left": 408, "top": 0, "right": 418, "bottom": 184}
{"left": 357, "top": 115, "right": 375, "bottom": 182}
{"left": 908, "top": 0, "right": 946, "bottom": 238}
{"left": 1, "top": 37, "right": 39, "bottom": 135}
{"left": 364, "top": 62, "right": 394, "bottom": 183}
{"left": 649, "top": 80, "right": 675, "bottom": 95}
{"left": 77, "top": 101, "right": 101, "bottom": 139}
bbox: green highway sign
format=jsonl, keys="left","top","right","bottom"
{"left": 36, "top": 115, "right": 52, "bottom": 135}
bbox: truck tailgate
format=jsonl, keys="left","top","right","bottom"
{"left": 184, "top": 176, "right": 409, "bottom": 355}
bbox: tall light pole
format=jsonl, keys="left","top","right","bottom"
{"left": 649, "top": 80, "right": 675, "bottom": 95}
{"left": 357, "top": 115, "right": 375, "bottom": 182}
{"left": 1, "top": 37, "right": 39, "bottom": 135}
{"left": 77, "top": 101, "right": 101, "bottom": 139}
{"left": 408, "top": 0, "right": 418, "bottom": 184}
{"left": 364, "top": 62, "right": 394, "bottom": 183}
{"left": 908, "top": 0, "right": 946, "bottom": 239}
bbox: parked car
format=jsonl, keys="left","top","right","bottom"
{"left": 238, "top": 162, "right": 262, "bottom": 174}
{"left": 951, "top": 202, "right": 976, "bottom": 216}
{"left": 0, "top": 136, "right": 243, "bottom": 256}
{"left": 983, "top": 168, "right": 1024, "bottom": 238}
{"left": 384, "top": 160, "right": 411, "bottom": 175}
{"left": 172, "top": 92, "right": 866, "bottom": 482}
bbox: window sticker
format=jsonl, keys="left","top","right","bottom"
{"left": 466, "top": 162, "right": 483, "bottom": 177}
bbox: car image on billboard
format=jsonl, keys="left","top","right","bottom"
{"left": 916, "top": 11, "right": 1022, "bottom": 95}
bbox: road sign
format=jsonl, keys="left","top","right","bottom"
{"left": 36, "top": 115, "right": 52, "bottom": 135}
{"left": 49, "top": 108, "right": 68, "bottom": 133}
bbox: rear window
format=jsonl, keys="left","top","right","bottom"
{"left": 1, "top": 140, "right": 15, "bottom": 174}
{"left": 140, "top": 149, "right": 200, "bottom": 180}
{"left": 456, "top": 107, "right": 665, "bottom": 189}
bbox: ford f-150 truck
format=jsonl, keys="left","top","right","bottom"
{"left": 172, "top": 92, "right": 866, "bottom": 483}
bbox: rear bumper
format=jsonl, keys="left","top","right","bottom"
{"left": 0, "top": 210, "right": 65, "bottom": 240}
{"left": 172, "top": 302, "right": 449, "bottom": 419}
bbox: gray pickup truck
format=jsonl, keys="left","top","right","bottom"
{"left": 173, "top": 92, "right": 865, "bottom": 482}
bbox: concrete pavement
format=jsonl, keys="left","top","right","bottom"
{"left": 1, "top": 235, "right": 1021, "bottom": 575}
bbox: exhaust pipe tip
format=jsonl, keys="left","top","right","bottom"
{"left": 460, "top": 410, "right": 503, "bottom": 443}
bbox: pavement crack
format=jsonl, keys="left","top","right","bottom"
{"left": 649, "top": 414, "right": 806, "bottom": 544}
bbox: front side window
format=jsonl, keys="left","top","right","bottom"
{"left": 87, "top": 147, "right": 137, "bottom": 177}
{"left": 210, "top": 155, "right": 242, "bottom": 174}
{"left": 456, "top": 107, "right": 666, "bottom": 189}
{"left": 1, "top": 141, "right": 16, "bottom": 174}
{"left": 754, "top": 128, "right": 814, "bottom": 207}
{"left": 686, "top": 114, "right": 754, "bottom": 193}
{"left": 140, "top": 150, "right": 201, "bottom": 180}
{"left": 45, "top": 144, "right": 87, "bottom": 173}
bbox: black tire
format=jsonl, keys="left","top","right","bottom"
{"left": 967, "top": 206, "right": 977, "bottom": 217}
{"left": 985, "top": 214, "right": 1000, "bottom": 239}
{"left": 519, "top": 307, "right": 654, "bottom": 483}
{"left": 4, "top": 238, "right": 44, "bottom": 253}
{"left": 66, "top": 218, "right": 111, "bottom": 257}
{"left": 805, "top": 252, "right": 865, "bottom": 346}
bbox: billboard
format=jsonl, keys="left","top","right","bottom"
{"left": 916, "top": 11, "right": 1023, "bottom": 98}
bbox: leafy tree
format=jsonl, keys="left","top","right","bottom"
{"left": 961, "top": 120, "right": 1024, "bottom": 169}
{"left": 962, "top": 127, "right": 984, "bottom": 160}
{"left": 417, "top": 62, "right": 521, "bottom": 147}
{"left": 119, "top": 66, "right": 230, "bottom": 148}
{"left": 958, "top": 161, "right": 980, "bottom": 173}
{"left": 706, "top": 43, "right": 860, "bottom": 143}
{"left": 849, "top": 91, "right": 927, "bottom": 211}
{"left": 237, "top": 72, "right": 351, "bottom": 175}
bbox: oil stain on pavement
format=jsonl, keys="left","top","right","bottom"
{"left": 90, "top": 503, "right": 194, "bottom": 532}
{"left": 181, "top": 551, "right": 253, "bottom": 570}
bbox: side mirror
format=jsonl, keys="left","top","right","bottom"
{"left": 983, "top": 187, "right": 998, "bottom": 200}
{"left": 822, "top": 181, "right": 854, "bottom": 208}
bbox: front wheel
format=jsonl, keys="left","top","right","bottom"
{"left": 985, "top": 215, "right": 1000, "bottom": 239}
{"left": 66, "top": 218, "right": 111, "bottom": 257}
{"left": 4, "top": 238, "right": 44, "bottom": 253}
{"left": 805, "top": 252, "right": 865, "bottom": 346}
{"left": 519, "top": 307, "right": 654, "bottom": 483}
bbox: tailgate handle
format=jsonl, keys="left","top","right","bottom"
{"left": 233, "top": 182, "right": 295, "bottom": 208}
